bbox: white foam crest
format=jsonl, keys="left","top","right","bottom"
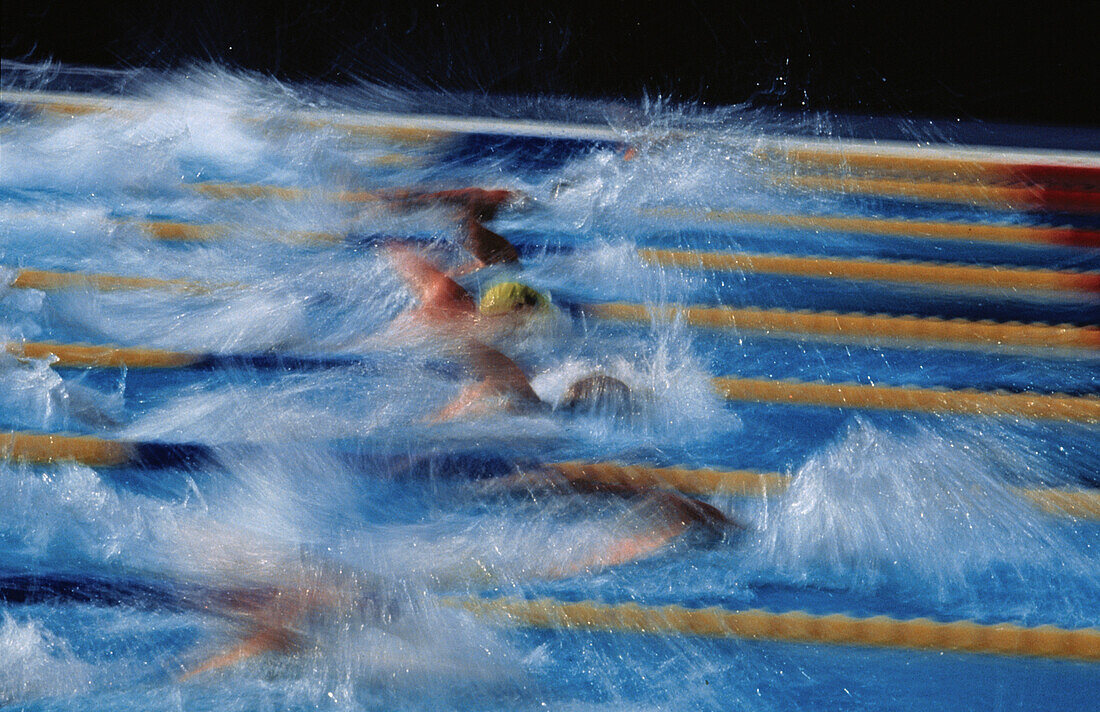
{"left": 43, "top": 285, "right": 310, "bottom": 352}
{"left": 748, "top": 418, "right": 1099, "bottom": 607}
{"left": 119, "top": 367, "right": 415, "bottom": 444}
{"left": 0, "top": 461, "right": 181, "bottom": 568}
{"left": 0, "top": 356, "right": 124, "bottom": 430}
{"left": 0, "top": 613, "right": 94, "bottom": 706}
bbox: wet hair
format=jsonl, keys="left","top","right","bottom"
{"left": 556, "top": 374, "right": 634, "bottom": 416}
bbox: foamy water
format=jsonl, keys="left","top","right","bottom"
{"left": 2, "top": 64, "right": 1098, "bottom": 710}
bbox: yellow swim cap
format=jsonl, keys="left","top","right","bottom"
{"left": 478, "top": 281, "right": 550, "bottom": 316}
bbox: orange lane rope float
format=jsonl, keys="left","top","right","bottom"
{"left": 544, "top": 461, "right": 791, "bottom": 496}
{"left": 587, "top": 303, "right": 1100, "bottom": 354}
{"left": 4, "top": 431, "right": 1095, "bottom": 521}
{"left": 1, "top": 431, "right": 134, "bottom": 467}
{"left": 9, "top": 339, "right": 1095, "bottom": 421}
{"left": 9, "top": 89, "right": 1098, "bottom": 181}
{"left": 755, "top": 144, "right": 1100, "bottom": 188}
{"left": 775, "top": 174, "right": 1100, "bottom": 215}
{"left": 541, "top": 461, "right": 1100, "bottom": 520}
{"left": 449, "top": 597, "right": 1100, "bottom": 662}
{"left": 710, "top": 376, "right": 1100, "bottom": 423}
{"left": 8, "top": 268, "right": 224, "bottom": 294}
{"left": 641, "top": 207, "right": 1100, "bottom": 249}
{"left": 4, "top": 341, "right": 204, "bottom": 369}
{"left": 638, "top": 248, "right": 1100, "bottom": 295}
{"left": 4, "top": 434, "right": 1096, "bottom": 520}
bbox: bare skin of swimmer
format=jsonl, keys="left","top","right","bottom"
{"left": 381, "top": 244, "right": 541, "bottom": 346}
{"left": 382, "top": 187, "right": 521, "bottom": 274}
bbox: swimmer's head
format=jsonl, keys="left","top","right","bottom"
{"left": 556, "top": 374, "right": 634, "bottom": 416}
{"left": 478, "top": 281, "right": 551, "bottom": 317}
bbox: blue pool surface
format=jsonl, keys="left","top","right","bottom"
{"left": 1, "top": 69, "right": 1098, "bottom": 710}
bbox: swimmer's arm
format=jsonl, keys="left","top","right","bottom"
{"left": 547, "top": 517, "right": 687, "bottom": 578}
{"left": 426, "top": 346, "right": 541, "bottom": 422}
{"left": 466, "top": 342, "right": 541, "bottom": 404}
{"left": 426, "top": 382, "right": 502, "bottom": 423}
{"left": 462, "top": 218, "right": 519, "bottom": 266}
{"left": 178, "top": 625, "right": 297, "bottom": 681}
{"left": 387, "top": 244, "right": 475, "bottom": 312}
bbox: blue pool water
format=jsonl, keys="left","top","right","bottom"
{"left": 1, "top": 67, "right": 1098, "bottom": 710}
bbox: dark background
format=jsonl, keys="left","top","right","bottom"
{"left": 3, "top": 0, "right": 1098, "bottom": 128}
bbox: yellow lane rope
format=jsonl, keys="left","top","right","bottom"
{"left": 127, "top": 218, "right": 343, "bottom": 244}
{"left": 4, "top": 341, "right": 202, "bottom": 368}
{"left": 4, "top": 434, "right": 1095, "bottom": 520}
{"left": 290, "top": 117, "right": 450, "bottom": 144}
{"left": 638, "top": 248, "right": 1100, "bottom": 295}
{"left": 711, "top": 376, "right": 1100, "bottom": 423}
{"left": 1, "top": 431, "right": 132, "bottom": 467}
{"left": 180, "top": 181, "right": 1100, "bottom": 243}
{"left": 588, "top": 303, "right": 1100, "bottom": 353}
{"left": 187, "top": 180, "right": 420, "bottom": 204}
{"left": 542, "top": 461, "right": 1100, "bottom": 520}
{"left": 1017, "top": 488, "right": 1100, "bottom": 519}
{"left": 9, "top": 339, "right": 1094, "bottom": 419}
{"left": 777, "top": 174, "right": 1100, "bottom": 214}
{"left": 3, "top": 92, "right": 447, "bottom": 149}
{"left": 755, "top": 145, "right": 1100, "bottom": 187}
{"left": 641, "top": 207, "right": 1100, "bottom": 248}
{"left": 8, "top": 268, "right": 224, "bottom": 295}
{"left": 450, "top": 597, "right": 1100, "bottom": 662}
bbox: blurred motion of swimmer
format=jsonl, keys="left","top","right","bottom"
{"left": 384, "top": 187, "right": 521, "bottom": 274}
{"left": 429, "top": 342, "right": 743, "bottom": 559}
{"left": 428, "top": 341, "right": 635, "bottom": 422}
{"left": 372, "top": 244, "right": 554, "bottom": 347}
{"left": 170, "top": 496, "right": 735, "bottom": 679}
{"left": 178, "top": 562, "right": 398, "bottom": 681}
{"left": 497, "top": 462, "right": 744, "bottom": 576}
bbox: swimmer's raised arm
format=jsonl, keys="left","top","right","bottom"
{"left": 381, "top": 187, "right": 518, "bottom": 221}
{"left": 450, "top": 217, "right": 520, "bottom": 276}
{"left": 387, "top": 243, "right": 476, "bottom": 317}
{"left": 493, "top": 468, "right": 743, "bottom": 576}
{"left": 428, "top": 341, "right": 543, "bottom": 422}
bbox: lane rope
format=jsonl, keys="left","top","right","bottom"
{"left": 756, "top": 145, "right": 1100, "bottom": 188}
{"left": 8, "top": 268, "right": 224, "bottom": 294}
{"left": 7, "top": 337, "right": 1098, "bottom": 420}
{"left": 4, "top": 434, "right": 1095, "bottom": 519}
{"left": 711, "top": 376, "right": 1100, "bottom": 423}
{"left": 26, "top": 269, "right": 1099, "bottom": 356}
{"left": 1, "top": 431, "right": 132, "bottom": 467}
{"left": 638, "top": 248, "right": 1100, "bottom": 295}
{"left": 449, "top": 597, "right": 1100, "bottom": 662}
{"left": 7, "top": 89, "right": 1099, "bottom": 175}
{"left": 641, "top": 207, "right": 1100, "bottom": 249}
{"left": 5, "top": 341, "right": 202, "bottom": 368}
{"left": 588, "top": 303, "right": 1100, "bottom": 353}
{"left": 543, "top": 461, "right": 1100, "bottom": 520}
{"left": 776, "top": 174, "right": 1100, "bottom": 215}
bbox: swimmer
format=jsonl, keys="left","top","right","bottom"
{"left": 478, "top": 461, "right": 743, "bottom": 575}
{"left": 178, "top": 561, "right": 399, "bottom": 681}
{"left": 381, "top": 187, "right": 518, "bottom": 222}
{"left": 451, "top": 214, "right": 520, "bottom": 275}
{"left": 381, "top": 187, "right": 522, "bottom": 273}
{"left": 428, "top": 341, "right": 637, "bottom": 422}
{"left": 379, "top": 244, "right": 554, "bottom": 345}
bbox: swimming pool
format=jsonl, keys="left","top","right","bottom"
{"left": 1, "top": 67, "right": 1098, "bottom": 711}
